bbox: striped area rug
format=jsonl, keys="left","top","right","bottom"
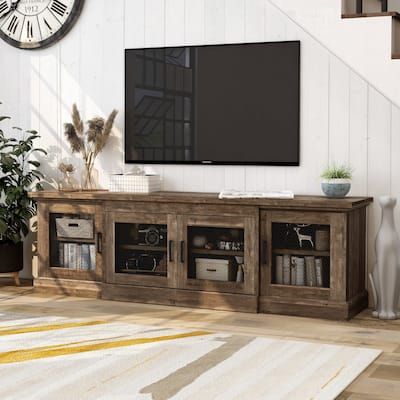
{"left": 0, "top": 313, "right": 380, "bottom": 400}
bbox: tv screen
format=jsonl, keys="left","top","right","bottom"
{"left": 125, "top": 41, "right": 300, "bottom": 165}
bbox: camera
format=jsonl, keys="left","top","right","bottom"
{"left": 125, "top": 254, "right": 157, "bottom": 271}
{"left": 138, "top": 225, "right": 167, "bottom": 246}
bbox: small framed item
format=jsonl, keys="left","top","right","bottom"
{"left": 56, "top": 218, "right": 94, "bottom": 240}
{"left": 195, "top": 258, "right": 236, "bottom": 282}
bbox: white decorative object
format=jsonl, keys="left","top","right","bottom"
{"left": 192, "top": 235, "right": 207, "bottom": 248}
{"left": 369, "top": 196, "right": 400, "bottom": 320}
{"left": 109, "top": 174, "right": 161, "bottom": 193}
{"left": 236, "top": 265, "right": 244, "bottom": 283}
{"left": 218, "top": 189, "right": 294, "bottom": 199}
{"left": 294, "top": 227, "right": 314, "bottom": 248}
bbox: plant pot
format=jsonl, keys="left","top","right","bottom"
{"left": 0, "top": 241, "right": 23, "bottom": 273}
{"left": 321, "top": 179, "right": 351, "bottom": 198}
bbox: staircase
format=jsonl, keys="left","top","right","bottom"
{"left": 342, "top": 0, "right": 400, "bottom": 59}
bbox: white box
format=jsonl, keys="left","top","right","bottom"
{"left": 109, "top": 174, "right": 161, "bottom": 193}
{"left": 195, "top": 258, "right": 235, "bottom": 281}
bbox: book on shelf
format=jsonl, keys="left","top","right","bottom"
{"left": 58, "top": 242, "right": 95, "bottom": 270}
{"left": 290, "top": 256, "right": 297, "bottom": 285}
{"left": 315, "top": 257, "right": 323, "bottom": 287}
{"left": 275, "top": 255, "right": 283, "bottom": 284}
{"left": 295, "top": 257, "right": 305, "bottom": 286}
{"left": 59, "top": 243, "right": 64, "bottom": 267}
{"left": 89, "top": 244, "right": 96, "bottom": 270}
{"left": 80, "top": 244, "right": 91, "bottom": 270}
{"left": 282, "top": 255, "right": 291, "bottom": 285}
{"left": 305, "top": 256, "right": 317, "bottom": 287}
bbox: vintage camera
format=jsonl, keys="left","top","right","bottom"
{"left": 125, "top": 254, "right": 157, "bottom": 271}
{"left": 138, "top": 225, "right": 167, "bottom": 246}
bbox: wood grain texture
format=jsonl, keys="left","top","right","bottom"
{"left": 33, "top": 193, "right": 371, "bottom": 318}
{"left": 29, "top": 191, "right": 373, "bottom": 210}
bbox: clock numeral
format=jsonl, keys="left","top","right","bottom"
{"left": 26, "top": 20, "right": 33, "bottom": 39}
{"left": 50, "top": 0, "right": 67, "bottom": 18}
{"left": 0, "top": 1, "right": 8, "bottom": 15}
{"left": 7, "top": 15, "right": 19, "bottom": 34}
{"left": 43, "top": 18, "right": 52, "bottom": 31}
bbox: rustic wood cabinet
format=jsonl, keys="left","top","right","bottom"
{"left": 30, "top": 191, "right": 372, "bottom": 319}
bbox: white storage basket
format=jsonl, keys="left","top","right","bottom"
{"left": 56, "top": 218, "right": 94, "bottom": 240}
{"left": 109, "top": 174, "right": 161, "bottom": 193}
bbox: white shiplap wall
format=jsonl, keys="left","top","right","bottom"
{"left": 0, "top": 0, "right": 398, "bottom": 304}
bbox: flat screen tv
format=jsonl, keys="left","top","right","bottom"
{"left": 125, "top": 41, "right": 300, "bottom": 165}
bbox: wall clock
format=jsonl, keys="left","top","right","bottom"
{"left": 0, "top": 0, "right": 84, "bottom": 49}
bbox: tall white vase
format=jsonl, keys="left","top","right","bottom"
{"left": 369, "top": 196, "right": 400, "bottom": 320}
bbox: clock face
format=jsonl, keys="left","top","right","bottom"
{"left": 0, "top": 0, "right": 84, "bottom": 49}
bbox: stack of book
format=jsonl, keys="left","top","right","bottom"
{"left": 275, "top": 255, "right": 326, "bottom": 287}
{"left": 59, "top": 243, "right": 96, "bottom": 270}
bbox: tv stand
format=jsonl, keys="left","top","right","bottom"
{"left": 30, "top": 191, "right": 372, "bottom": 319}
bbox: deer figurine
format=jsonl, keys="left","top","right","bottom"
{"left": 294, "top": 227, "right": 314, "bottom": 248}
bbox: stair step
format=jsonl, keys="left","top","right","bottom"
{"left": 342, "top": 11, "right": 400, "bottom": 19}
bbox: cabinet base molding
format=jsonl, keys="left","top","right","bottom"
{"left": 102, "top": 284, "right": 258, "bottom": 313}
{"left": 34, "top": 277, "right": 102, "bottom": 299}
{"left": 259, "top": 291, "right": 368, "bottom": 320}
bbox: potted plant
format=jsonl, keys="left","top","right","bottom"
{"left": 0, "top": 105, "right": 46, "bottom": 281}
{"left": 321, "top": 164, "right": 352, "bottom": 198}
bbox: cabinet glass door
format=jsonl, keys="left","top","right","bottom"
{"left": 115, "top": 222, "right": 168, "bottom": 277}
{"left": 271, "top": 222, "right": 330, "bottom": 288}
{"left": 180, "top": 215, "right": 257, "bottom": 294}
{"left": 38, "top": 203, "right": 103, "bottom": 281}
{"left": 108, "top": 212, "right": 176, "bottom": 288}
{"left": 261, "top": 211, "right": 333, "bottom": 300}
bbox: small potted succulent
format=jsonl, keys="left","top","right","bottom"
{"left": 0, "top": 104, "right": 46, "bottom": 279}
{"left": 321, "top": 164, "right": 352, "bottom": 198}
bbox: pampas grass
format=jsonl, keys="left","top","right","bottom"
{"left": 63, "top": 104, "right": 118, "bottom": 190}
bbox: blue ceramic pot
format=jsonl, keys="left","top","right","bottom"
{"left": 321, "top": 179, "right": 351, "bottom": 198}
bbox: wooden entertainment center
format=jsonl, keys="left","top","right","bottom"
{"left": 30, "top": 191, "right": 372, "bottom": 320}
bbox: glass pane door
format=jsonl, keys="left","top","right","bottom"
{"left": 115, "top": 222, "right": 168, "bottom": 277}
{"left": 187, "top": 226, "right": 245, "bottom": 284}
{"left": 271, "top": 222, "right": 330, "bottom": 288}
{"left": 50, "top": 213, "right": 96, "bottom": 271}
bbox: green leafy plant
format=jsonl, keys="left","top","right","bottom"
{"left": 0, "top": 104, "right": 47, "bottom": 243}
{"left": 321, "top": 164, "right": 353, "bottom": 180}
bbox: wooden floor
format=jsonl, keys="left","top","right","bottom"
{"left": 0, "top": 280, "right": 399, "bottom": 399}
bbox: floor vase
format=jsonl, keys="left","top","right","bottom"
{"left": 370, "top": 196, "right": 400, "bottom": 319}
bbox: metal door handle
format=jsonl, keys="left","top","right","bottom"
{"left": 262, "top": 240, "right": 268, "bottom": 264}
{"left": 97, "top": 232, "right": 103, "bottom": 254}
{"left": 168, "top": 240, "right": 174, "bottom": 262}
{"left": 180, "top": 241, "right": 185, "bottom": 263}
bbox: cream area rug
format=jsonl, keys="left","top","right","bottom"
{"left": 0, "top": 313, "right": 380, "bottom": 400}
